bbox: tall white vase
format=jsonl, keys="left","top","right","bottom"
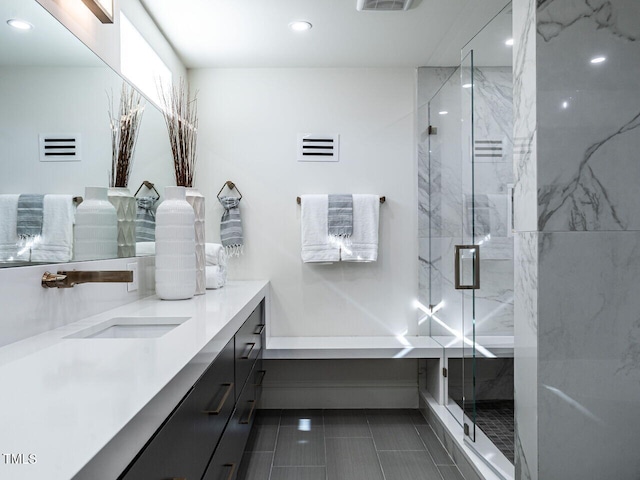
{"left": 108, "top": 187, "right": 136, "bottom": 258}
{"left": 185, "top": 187, "right": 206, "bottom": 295}
{"left": 155, "top": 186, "right": 196, "bottom": 300}
{"left": 74, "top": 187, "right": 117, "bottom": 261}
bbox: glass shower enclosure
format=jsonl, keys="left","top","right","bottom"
{"left": 421, "top": 1, "right": 515, "bottom": 470}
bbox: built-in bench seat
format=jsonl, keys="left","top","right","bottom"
{"left": 264, "top": 335, "right": 514, "bottom": 359}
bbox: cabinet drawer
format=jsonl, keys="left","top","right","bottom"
{"left": 120, "top": 338, "right": 235, "bottom": 480}
{"left": 203, "top": 364, "right": 259, "bottom": 480}
{"left": 253, "top": 354, "right": 266, "bottom": 403}
{"left": 235, "top": 301, "right": 264, "bottom": 398}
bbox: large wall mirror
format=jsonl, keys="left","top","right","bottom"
{"left": 0, "top": 0, "right": 174, "bottom": 268}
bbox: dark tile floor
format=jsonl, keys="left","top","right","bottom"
{"left": 472, "top": 401, "right": 514, "bottom": 463}
{"left": 237, "top": 409, "right": 466, "bottom": 480}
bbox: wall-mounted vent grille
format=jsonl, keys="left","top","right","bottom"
{"left": 356, "top": 0, "right": 413, "bottom": 11}
{"left": 297, "top": 133, "right": 340, "bottom": 162}
{"left": 474, "top": 139, "right": 503, "bottom": 159}
{"left": 39, "top": 134, "right": 81, "bottom": 162}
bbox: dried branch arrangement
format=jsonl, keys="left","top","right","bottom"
{"left": 159, "top": 79, "right": 198, "bottom": 187}
{"left": 108, "top": 83, "right": 145, "bottom": 188}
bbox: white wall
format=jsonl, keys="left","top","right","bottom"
{"left": 190, "top": 68, "right": 418, "bottom": 337}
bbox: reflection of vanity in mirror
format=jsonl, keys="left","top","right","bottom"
{"left": 0, "top": 0, "right": 173, "bottom": 267}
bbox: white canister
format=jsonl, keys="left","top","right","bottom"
{"left": 74, "top": 187, "right": 118, "bottom": 261}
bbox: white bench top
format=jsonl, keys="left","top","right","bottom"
{"left": 264, "top": 335, "right": 514, "bottom": 359}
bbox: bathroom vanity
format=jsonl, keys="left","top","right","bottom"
{"left": 0, "top": 280, "right": 268, "bottom": 480}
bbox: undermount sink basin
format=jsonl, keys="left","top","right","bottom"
{"left": 66, "top": 316, "right": 191, "bottom": 339}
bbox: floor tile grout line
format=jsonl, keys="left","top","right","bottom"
{"left": 266, "top": 411, "right": 281, "bottom": 480}
{"left": 322, "top": 410, "right": 328, "bottom": 480}
{"left": 366, "top": 413, "right": 389, "bottom": 480}
{"left": 412, "top": 415, "right": 447, "bottom": 480}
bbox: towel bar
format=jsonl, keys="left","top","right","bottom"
{"left": 296, "top": 196, "right": 385, "bottom": 205}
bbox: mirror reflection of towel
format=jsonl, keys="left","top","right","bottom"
{"left": 465, "top": 194, "right": 507, "bottom": 237}
{"left": 17, "top": 194, "right": 44, "bottom": 240}
{"left": 136, "top": 196, "right": 158, "bottom": 241}
{"left": 0, "top": 194, "right": 74, "bottom": 263}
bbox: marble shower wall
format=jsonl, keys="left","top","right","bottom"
{"left": 513, "top": 0, "right": 539, "bottom": 477}
{"left": 417, "top": 66, "right": 514, "bottom": 338}
{"left": 513, "top": 0, "right": 640, "bottom": 478}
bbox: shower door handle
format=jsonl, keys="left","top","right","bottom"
{"left": 454, "top": 245, "right": 480, "bottom": 290}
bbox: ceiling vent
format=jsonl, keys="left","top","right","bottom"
{"left": 39, "top": 134, "right": 81, "bottom": 162}
{"left": 297, "top": 133, "right": 339, "bottom": 162}
{"left": 356, "top": 0, "right": 413, "bottom": 11}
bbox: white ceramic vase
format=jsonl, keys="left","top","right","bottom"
{"left": 185, "top": 187, "right": 206, "bottom": 295}
{"left": 74, "top": 187, "right": 118, "bottom": 261}
{"left": 155, "top": 186, "right": 196, "bottom": 300}
{"left": 108, "top": 187, "right": 137, "bottom": 258}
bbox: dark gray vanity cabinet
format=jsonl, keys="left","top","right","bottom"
{"left": 234, "top": 301, "right": 264, "bottom": 400}
{"left": 203, "top": 302, "right": 265, "bottom": 480}
{"left": 119, "top": 300, "right": 265, "bottom": 480}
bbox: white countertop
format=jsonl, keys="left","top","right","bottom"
{"left": 0, "top": 280, "right": 269, "bottom": 480}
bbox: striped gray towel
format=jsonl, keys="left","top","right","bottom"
{"left": 219, "top": 196, "right": 243, "bottom": 257}
{"left": 328, "top": 194, "right": 353, "bottom": 239}
{"left": 17, "top": 194, "right": 44, "bottom": 239}
{"left": 136, "top": 196, "right": 158, "bottom": 241}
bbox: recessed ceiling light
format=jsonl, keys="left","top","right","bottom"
{"left": 7, "top": 19, "right": 33, "bottom": 30}
{"left": 505, "top": 38, "right": 514, "bottom": 46}
{"left": 562, "top": 101, "right": 569, "bottom": 109}
{"left": 590, "top": 56, "right": 606, "bottom": 64}
{"left": 438, "top": 111, "right": 448, "bottom": 115}
{"left": 462, "top": 83, "right": 473, "bottom": 89}
{"left": 289, "top": 21, "right": 312, "bottom": 32}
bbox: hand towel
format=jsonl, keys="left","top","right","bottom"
{"left": 300, "top": 194, "right": 340, "bottom": 263}
{"left": 17, "top": 194, "right": 44, "bottom": 240}
{"left": 328, "top": 194, "right": 353, "bottom": 242}
{"left": 0, "top": 194, "right": 24, "bottom": 262}
{"left": 340, "top": 194, "right": 380, "bottom": 262}
{"left": 205, "top": 242, "right": 227, "bottom": 267}
{"left": 30, "top": 195, "right": 74, "bottom": 263}
{"left": 136, "top": 196, "right": 158, "bottom": 242}
{"left": 206, "top": 265, "right": 227, "bottom": 289}
{"left": 219, "top": 196, "right": 243, "bottom": 257}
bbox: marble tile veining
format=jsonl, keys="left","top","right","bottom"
{"left": 536, "top": 0, "right": 640, "bottom": 232}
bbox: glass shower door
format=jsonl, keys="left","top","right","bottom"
{"left": 459, "top": 50, "right": 478, "bottom": 442}
{"left": 425, "top": 60, "right": 478, "bottom": 433}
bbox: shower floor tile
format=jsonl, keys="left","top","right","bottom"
{"left": 473, "top": 400, "right": 515, "bottom": 463}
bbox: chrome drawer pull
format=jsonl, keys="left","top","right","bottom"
{"left": 222, "top": 463, "right": 236, "bottom": 480}
{"left": 241, "top": 343, "right": 256, "bottom": 360}
{"left": 255, "top": 370, "right": 266, "bottom": 387}
{"left": 203, "top": 383, "right": 234, "bottom": 415}
{"left": 253, "top": 324, "right": 265, "bottom": 335}
{"left": 239, "top": 400, "right": 256, "bottom": 425}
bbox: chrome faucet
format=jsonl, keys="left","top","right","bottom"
{"left": 41, "top": 270, "right": 133, "bottom": 288}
